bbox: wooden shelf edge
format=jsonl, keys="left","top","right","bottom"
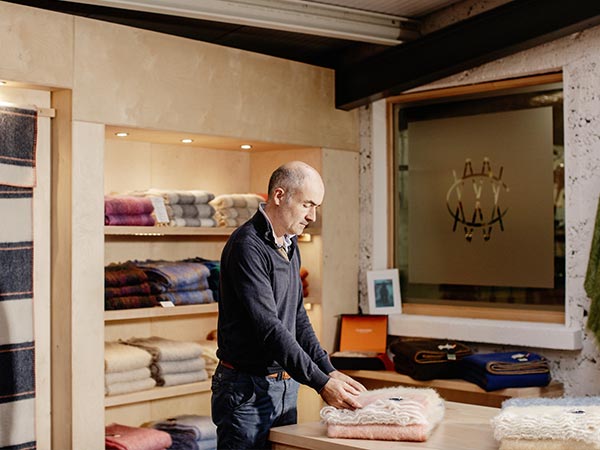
{"left": 104, "top": 303, "right": 218, "bottom": 321}
{"left": 105, "top": 380, "right": 211, "bottom": 407}
{"left": 104, "top": 226, "right": 235, "bottom": 236}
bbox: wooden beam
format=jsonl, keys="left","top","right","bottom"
{"left": 335, "top": 0, "right": 600, "bottom": 110}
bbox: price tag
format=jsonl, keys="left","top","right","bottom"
{"left": 149, "top": 196, "right": 170, "bottom": 224}
{"left": 160, "top": 301, "right": 175, "bottom": 308}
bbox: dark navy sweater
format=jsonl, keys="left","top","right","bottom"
{"left": 216, "top": 211, "right": 335, "bottom": 392}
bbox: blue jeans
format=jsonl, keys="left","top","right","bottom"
{"left": 211, "top": 363, "right": 299, "bottom": 450}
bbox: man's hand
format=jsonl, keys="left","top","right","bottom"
{"left": 319, "top": 371, "right": 366, "bottom": 410}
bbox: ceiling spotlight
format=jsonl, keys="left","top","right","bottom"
{"left": 240, "top": 144, "right": 252, "bottom": 150}
{"left": 115, "top": 132, "right": 129, "bottom": 137}
{"left": 0, "top": 81, "right": 7, "bottom": 86}
{"left": 181, "top": 138, "right": 193, "bottom": 144}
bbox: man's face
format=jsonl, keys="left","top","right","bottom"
{"left": 279, "top": 177, "right": 324, "bottom": 236}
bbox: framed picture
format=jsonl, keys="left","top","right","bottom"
{"left": 367, "top": 269, "right": 402, "bottom": 315}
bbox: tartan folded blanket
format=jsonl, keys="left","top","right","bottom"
{"left": 213, "top": 207, "right": 255, "bottom": 220}
{"left": 184, "top": 257, "right": 220, "bottom": 301}
{"left": 105, "top": 341, "right": 152, "bottom": 373}
{"left": 209, "top": 193, "right": 263, "bottom": 209}
{"left": 169, "top": 217, "right": 217, "bottom": 227}
{"left": 105, "top": 213, "right": 156, "bottom": 226}
{"left": 320, "top": 386, "right": 444, "bottom": 442}
{"left": 143, "top": 189, "right": 215, "bottom": 205}
{"left": 105, "top": 367, "right": 152, "bottom": 385}
{"left": 147, "top": 415, "right": 217, "bottom": 442}
{"left": 137, "top": 260, "right": 211, "bottom": 292}
{"left": 124, "top": 336, "right": 204, "bottom": 362}
{"left": 460, "top": 352, "right": 551, "bottom": 391}
{"left": 0, "top": 106, "right": 37, "bottom": 187}
{"left": 214, "top": 216, "right": 247, "bottom": 228}
{"left": 389, "top": 337, "right": 473, "bottom": 380}
{"left": 105, "top": 295, "right": 160, "bottom": 310}
{"left": 105, "top": 377, "right": 157, "bottom": 396}
{"left": 167, "top": 204, "right": 215, "bottom": 219}
{"left": 105, "top": 282, "right": 158, "bottom": 299}
{"left": 105, "top": 423, "right": 172, "bottom": 450}
{"left": 492, "top": 397, "right": 600, "bottom": 448}
{"left": 105, "top": 195, "right": 154, "bottom": 216}
{"left": 158, "top": 289, "right": 214, "bottom": 305}
{"left": 105, "top": 262, "right": 149, "bottom": 287}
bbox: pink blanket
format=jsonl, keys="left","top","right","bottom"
{"left": 105, "top": 423, "right": 171, "bottom": 450}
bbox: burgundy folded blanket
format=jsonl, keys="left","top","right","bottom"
{"left": 105, "top": 196, "right": 154, "bottom": 215}
{"left": 105, "top": 295, "right": 160, "bottom": 310}
{"left": 105, "top": 423, "right": 172, "bottom": 450}
{"left": 105, "top": 262, "right": 149, "bottom": 287}
{"left": 105, "top": 213, "right": 156, "bottom": 226}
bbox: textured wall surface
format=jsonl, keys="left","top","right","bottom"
{"left": 359, "top": 22, "right": 600, "bottom": 394}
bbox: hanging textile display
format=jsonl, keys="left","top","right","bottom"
{"left": 0, "top": 105, "right": 37, "bottom": 450}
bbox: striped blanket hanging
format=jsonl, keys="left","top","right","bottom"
{"left": 0, "top": 105, "right": 37, "bottom": 450}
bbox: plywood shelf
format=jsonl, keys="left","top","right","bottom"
{"left": 104, "top": 226, "right": 235, "bottom": 236}
{"left": 104, "top": 303, "right": 218, "bottom": 322}
{"left": 105, "top": 380, "right": 211, "bottom": 407}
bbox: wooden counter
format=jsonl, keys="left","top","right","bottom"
{"left": 342, "top": 370, "right": 563, "bottom": 408}
{"left": 269, "top": 401, "right": 499, "bottom": 450}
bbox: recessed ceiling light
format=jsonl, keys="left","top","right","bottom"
{"left": 240, "top": 144, "right": 252, "bottom": 150}
{"left": 0, "top": 81, "right": 7, "bottom": 86}
{"left": 115, "top": 132, "right": 129, "bottom": 137}
{"left": 181, "top": 138, "right": 193, "bottom": 144}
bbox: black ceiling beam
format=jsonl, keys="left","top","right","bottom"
{"left": 335, "top": 0, "right": 600, "bottom": 110}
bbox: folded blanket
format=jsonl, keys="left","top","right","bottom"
{"left": 499, "top": 438, "right": 598, "bottom": 450}
{"left": 492, "top": 397, "right": 600, "bottom": 447}
{"left": 0, "top": 106, "right": 37, "bottom": 187}
{"left": 105, "top": 196, "right": 154, "bottom": 216}
{"left": 212, "top": 207, "right": 255, "bottom": 220}
{"left": 124, "top": 336, "right": 204, "bottom": 362}
{"left": 460, "top": 352, "right": 551, "bottom": 391}
{"left": 105, "top": 341, "right": 152, "bottom": 373}
{"left": 184, "top": 258, "right": 220, "bottom": 302}
{"left": 209, "top": 193, "right": 263, "bottom": 210}
{"left": 150, "top": 358, "right": 206, "bottom": 377}
{"left": 160, "top": 370, "right": 208, "bottom": 387}
{"left": 105, "top": 377, "right": 156, "bottom": 396}
{"left": 143, "top": 189, "right": 215, "bottom": 205}
{"left": 105, "top": 295, "right": 160, "bottom": 310}
{"left": 105, "top": 261, "right": 149, "bottom": 287}
{"left": 105, "top": 282, "right": 156, "bottom": 299}
{"left": 105, "top": 423, "right": 172, "bottom": 450}
{"left": 320, "top": 386, "right": 444, "bottom": 441}
{"left": 213, "top": 216, "right": 246, "bottom": 228}
{"left": 105, "top": 367, "right": 152, "bottom": 385}
{"left": 147, "top": 415, "right": 217, "bottom": 442}
{"left": 137, "top": 260, "right": 211, "bottom": 292}
{"left": 389, "top": 337, "right": 473, "bottom": 380}
{"left": 167, "top": 204, "right": 215, "bottom": 219}
{"left": 169, "top": 217, "right": 217, "bottom": 227}
{"left": 105, "top": 213, "right": 156, "bottom": 226}
{"left": 158, "top": 289, "right": 214, "bottom": 306}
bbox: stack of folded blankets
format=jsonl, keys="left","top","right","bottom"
{"left": 184, "top": 257, "right": 221, "bottom": 302}
{"left": 389, "top": 337, "right": 473, "bottom": 380}
{"left": 320, "top": 386, "right": 445, "bottom": 442}
{"left": 104, "top": 341, "right": 155, "bottom": 396}
{"left": 105, "top": 262, "right": 161, "bottom": 310}
{"left": 491, "top": 396, "right": 600, "bottom": 450}
{"left": 300, "top": 267, "right": 309, "bottom": 297}
{"left": 459, "top": 351, "right": 551, "bottom": 391}
{"left": 209, "top": 193, "right": 264, "bottom": 227}
{"left": 105, "top": 423, "right": 172, "bottom": 450}
{"left": 197, "top": 338, "right": 219, "bottom": 378}
{"left": 146, "top": 415, "right": 217, "bottom": 450}
{"left": 131, "top": 188, "right": 217, "bottom": 227}
{"left": 124, "top": 336, "right": 208, "bottom": 387}
{"left": 137, "top": 259, "right": 215, "bottom": 305}
{"left": 105, "top": 195, "right": 156, "bottom": 226}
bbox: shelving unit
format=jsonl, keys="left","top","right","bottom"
{"left": 104, "top": 303, "right": 219, "bottom": 322}
{"left": 104, "top": 226, "right": 235, "bottom": 236}
{"left": 105, "top": 381, "right": 212, "bottom": 408}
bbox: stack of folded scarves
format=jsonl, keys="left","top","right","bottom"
{"left": 105, "top": 195, "right": 156, "bottom": 226}
{"left": 104, "top": 341, "right": 155, "bottom": 396}
{"left": 459, "top": 351, "right": 551, "bottom": 391}
{"left": 146, "top": 415, "right": 217, "bottom": 450}
{"left": 491, "top": 396, "right": 600, "bottom": 450}
{"left": 209, "top": 193, "right": 264, "bottom": 227}
{"left": 105, "top": 262, "right": 161, "bottom": 310}
{"left": 137, "top": 259, "right": 215, "bottom": 305}
{"left": 320, "top": 386, "right": 444, "bottom": 442}
{"left": 124, "top": 336, "right": 208, "bottom": 387}
{"left": 105, "top": 423, "right": 172, "bottom": 450}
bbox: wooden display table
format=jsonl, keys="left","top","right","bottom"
{"left": 270, "top": 401, "right": 499, "bottom": 450}
{"left": 342, "top": 370, "right": 563, "bottom": 408}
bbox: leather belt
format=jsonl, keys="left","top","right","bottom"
{"left": 220, "top": 360, "right": 291, "bottom": 380}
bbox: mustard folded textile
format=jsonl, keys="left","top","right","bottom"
{"left": 105, "top": 423, "right": 172, "bottom": 450}
{"left": 105, "top": 341, "right": 152, "bottom": 373}
{"left": 320, "top": 386, "right": 444, "bottom": 441}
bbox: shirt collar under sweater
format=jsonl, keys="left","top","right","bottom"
{"left": 258, "top": 202, "right": 294, "bottom": 252}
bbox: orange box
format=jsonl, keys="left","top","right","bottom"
{"left": 338, "top": 314, "right": 388, "bottom": 353}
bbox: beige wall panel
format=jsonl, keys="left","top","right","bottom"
{"left": 72, "top": 18, "right": 358, "bottom": 150}
{"left": 71, "top": 121, "right": 106, "bottom": 450}
{"left": 320, "top": 149, "right": 359, "bottom": 352}
{"left": 104, "top": 140, "right": 153, "bottom": 194}
{"left": 0, "top": 3, "right": 73, "bottom": 88}
{"left": 150, "top": 315, "right": 218, "bottom": 342}
{"left": 150, "top": 392, "right": 212, "bottom": 421}
{"left": 105, "top": 403, "right": 152, "bottom": 427}
{"left": 105, "top": 238, "right": 227, "bottom": 264}
{"left": 299, "top": 240, "right": 322, "bottom": 303}
{"left": 104, "top": 320, "right": 153, "bottom": 342}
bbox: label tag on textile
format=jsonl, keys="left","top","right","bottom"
{"left": 150, "top": 196, "right": 170, "bottom": 224}
{"left": 160, "top": 301, "right": 175, "bottom": 308}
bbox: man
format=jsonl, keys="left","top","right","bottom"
{"left": 212, "top": 161, "right": 366, "bottom": 449}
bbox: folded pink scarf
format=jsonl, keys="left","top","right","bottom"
{"left": 105, "top": 423, "right": 171, "bottom": 450}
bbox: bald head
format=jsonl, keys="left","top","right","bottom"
{"left": 267, "top": 161, "right": 323, "bottom": 200}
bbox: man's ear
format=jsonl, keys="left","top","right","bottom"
{"left": 273, "top": 187, "right": 286, "bottom": 206}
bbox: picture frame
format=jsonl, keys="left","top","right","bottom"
{"left": 366, "top": 269, "right": 402, "bottom": 315}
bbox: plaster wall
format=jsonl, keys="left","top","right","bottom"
{"left": 359, "top": 20, "right": 600, "bottom": 395}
